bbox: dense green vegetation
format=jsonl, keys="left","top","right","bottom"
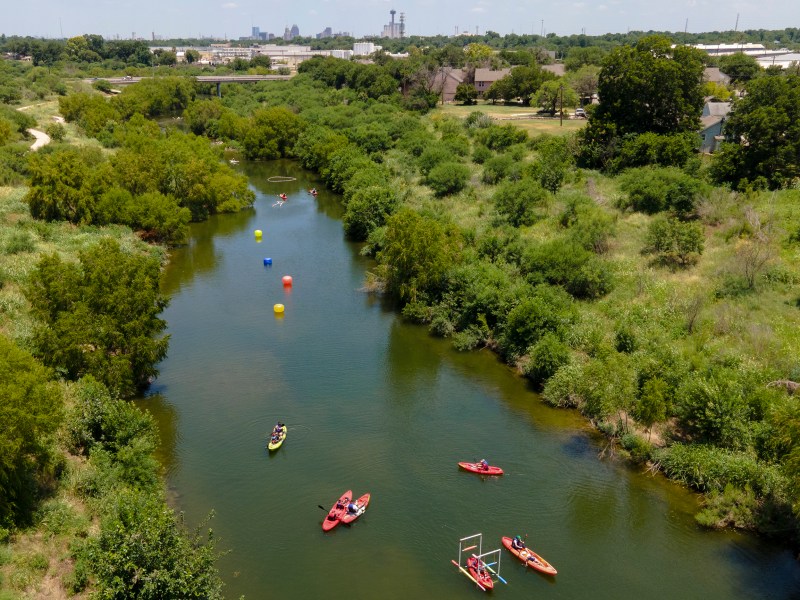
{"left": 2, "top": 27, "right": 800, "bottom": 596}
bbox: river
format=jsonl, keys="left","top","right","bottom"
{"left": 141, "top": 160, "right": 800, "bottom": 599}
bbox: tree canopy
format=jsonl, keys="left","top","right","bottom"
{"left": 25, "top": 238, "right": 169, "bottom": 398}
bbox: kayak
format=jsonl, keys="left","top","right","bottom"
{"left": 458, "top": 461, "right": 504, "bottom": 476}
{"left": 267, "top": 426, "right": 287, "bottom": 451}
{"left": 322, "top": 490, "right": 352, "bottom": 532}
{"left": 467, "top": 555, "right": 494, "bottom": 590}
{"left": 340, "top": 492, "right": 370, "bottom": 524}
{"left": 501, "top": 536, "right": 557, "bottom": 575}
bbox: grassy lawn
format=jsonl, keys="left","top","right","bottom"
{"left": 435, "top": 102, "right": 587, "bottom": 136}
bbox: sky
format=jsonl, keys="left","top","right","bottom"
{"left": 4, "top": 0, "right": 800, "bottom": 40}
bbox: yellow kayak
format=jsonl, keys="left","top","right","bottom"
{"left": 268, "top": 426, "right": 287, "bottom": 451}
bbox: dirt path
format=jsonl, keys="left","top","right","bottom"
{"left": 27, "top": 128, "right": 51, "bottom": 150}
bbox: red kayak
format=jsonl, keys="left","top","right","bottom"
{"left": 467, "top": 555, "right": 494, "bottom": 590}
{"left": 458, "top": 461, "right": 504, "bottom": 476}
{"left": 501, "top": 536, "right": 557, "bottom": 575}
{"left": 340, "top": 492, "right": 370, "bottom": 525}
{"left": 322, "top": 490, "right": 352, "bottom": 531}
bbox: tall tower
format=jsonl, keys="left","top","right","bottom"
{"left": 399, "top": 12, "right": 405, "bottom": 38}
{"left": 390, "top": 9, "right": 396, "bottom": 26}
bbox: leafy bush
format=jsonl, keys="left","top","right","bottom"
{"left": 608, "top": 131, "right": 699, "bottom": 173}
{"left": 25, "top": 238, "right": 169, "bottom": 398}
{"left": 472, "top": 144, "right": 492, "bottom": 164}
{"left": 655, "top": 443, "right": 785, "bottom": 495}
{"left": 542, "top": 361, "right": 585, "bottom": 408}
{"left": 481, "top": 154, "right": 514, "bottom": 184}
{"left": 643, "top": 215, "right": 705, "bottom": 267}
{"left": 417, "top": 144, "right": 453, "bottom": 176}
{"left": 477, "top": 123, "right": 528, "bottom": 150}
{"left": 559, "top": 192, "right": 616, "bottom": 253}
{"left": 4, "top": 230, "right": 35, "bottom": 255}
{"left": 499, "top": 284, "right": 576, "bottom": 359}
{"left": 621, "top": 433, "right": 653, "bottom": 463}
{"left": 343, "top": 185, "right": 398, "bottom": 240}
{"left": 426, "top": 161, "right": 470, "bottom": 197}
{"left": 618, "top": 166, "right": 707, "bottom": 216}
{"left": 44, "top": 122, "right": 66, "bottom": 142}
{"left": 522, "top": 238, "right": 613, "bottom": 299}
{"left": 80, "top": 489, "right": 223, "bottom": 599}
{"left": 524, "top": 332, "right": 571, "bottom": 387}
{"left": 492, "top": 178, "right": 549, "bottom": 227}
{"left": 0, "top": 336, "right": 63, "bottom": 528}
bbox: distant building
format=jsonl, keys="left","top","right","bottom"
{"left": 474, "top": 68, "right": 511, "bottom": 96}
{"left": 251, "top": 26, "right": 260, "bottom": 39}
{"left": 541, "top": 64, "right": 565, "bottom": 77}
{"left": 318, "top": 27, "right": 333, "bottom": 39}
{"left": 756, "top": 52, "right": 800, "bottom": 69}
{"left": 291, "top": 24, "right": 300, "bottom": 38}
{"left": 331, "top": 49, "right": 354, "bottom": 59}
{"left": 699, "top": 101, "right": 731, "bottom": 153}
{"left": 382, "top": 9, "right": 402, "bottom": 39}
{"left": 353, "top": 42, "right": 378, "bottom": 56}
{"left": 689, "top": 43, "right": 790, "bottom": 57}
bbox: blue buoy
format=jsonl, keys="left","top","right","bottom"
{"left": 263, "top": 258, "right": 273, "bottom": 266}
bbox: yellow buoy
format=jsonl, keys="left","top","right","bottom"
{"left": 273, "top": 303, "right": 285, "bottom": 314}
{"left": 254, "top": 229, "right": 263, "bottom": 239}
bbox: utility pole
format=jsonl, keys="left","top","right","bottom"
{"left": 559, "top": 84, "right": 563, "bottom": 127}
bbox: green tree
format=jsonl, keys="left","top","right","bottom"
{"left": 25, "top": 239, "right": 169, "bottom": 398}
{"left": 533, "top": 80, "right": 578, "bottom": 116}
{"left": 184, "top": 48, "right": 200, "bottom": 64}
{"left": 454, "top": 83, "right": 478, "bottom": 105}
{"left": 581, "top": 35, "right": 705, "bottom": 166}
{"left": 378, "top": 209, "right": 456, "bottom": 303}
{"left": 718, "top": 53, "right": 762, "bottom": 85}
{"left": 710, "top": 73, "right": 800, "bottom": 190}
{"left": 636, "top": 378, "right": 668, "bottom": 440}
{"left": 25, "top": 146, "right": 112, "bottom": 223}
{"left": 241, "top": 106, "right": 305, "bottom": 160}
{"left": 0, "top": 336, "right": 63, "bottom": 527}
{"left": 82, "top": 489, "right": 223, "bottom": 599}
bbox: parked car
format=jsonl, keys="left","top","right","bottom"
{"left": 574, "top": 107, "right": 587, "bottom": 118}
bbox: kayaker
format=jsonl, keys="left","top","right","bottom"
{"left": 479, "top": 459, "right": 489, "bottom": 471}
{"left": 347, "top": 501, "right": 359, "bottom": 514}
{"left": 511, "top": 535, "right": 526, "bottom": 551}
{"left": 310, "top": 187, "right": 317, "bottom": 195}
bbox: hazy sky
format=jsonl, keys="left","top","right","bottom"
{"left": 5, "top": 0, "right": 799, "bottom": 40}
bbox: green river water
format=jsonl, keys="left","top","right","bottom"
{"left": 140, "top": 160, "right": 800, "bottom": 599}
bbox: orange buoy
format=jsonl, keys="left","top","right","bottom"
{"left": 282, "top": 275, "right": 293, "bottom": 287}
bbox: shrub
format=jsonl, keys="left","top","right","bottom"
{"left": 492, "top": 178, "right": 549, "bottom": 227}
{"left": 477, "top": 124, "right": 528, "bottom": 150}
{"left": 524, "top": 332, "right": 571, "bottom": 387}
{"left": 4, "top": 230, "right": 35, "bottom": 255}
{"left": 499, "top": 284, "right": 576, "bottom": 359}
{"left": 44, "top": 122, "right": 66, "bottom": 142}
{"left": 481, "top": 154, "right": 514, "bottom": 184}
{"left": 417, "top": 144, "right": 453, "bottom": 176}
{"left": 472, "top": 144, "right": 492, "bottom": 164}
{"left": 523, "top": 238, "right": 613, "bottom": 299}
{"left": 343, "top": 185, "right": 398, "bottom": 240}
{"left": 621, "top": 433, "right": 653, "bottom": 463}
{"left": 608, "top": 131, "right": 699, "bottom": 173}
{"left": 542, "top": 361, "right": 585, "bottom": 408}
{"left": 655, "top": 443, "right": 785, "bottom": 495}
{"left": 643, "top": 215, "right": 705, "bottom": 267}
{"left": 618, "top": 166, "right": 707, "bottom": 216}
{"left": 426, "top": 161, "right": 470, "bottom": 197}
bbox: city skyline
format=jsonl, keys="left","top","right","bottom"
{"left": 4, "top": 0, "right": 799, "bottom": 40}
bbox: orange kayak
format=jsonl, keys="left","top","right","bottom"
{"left": 322, "top": 490, "right": 352, "bottom": 532}
{"left": 467, "top": 555, "right": 494, "bottom": 590}
{"left": 340, "top": 492, "right": 370, "bottom": 524}
{"left": 458, "top": 461, "right": 504, "bottom": 475}
{"left": 501, "top": 536, "right": 557, "bottom": 575}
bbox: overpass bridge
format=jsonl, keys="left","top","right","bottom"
{"left": 90, "top": 74, "right": 292, "bottom": 96}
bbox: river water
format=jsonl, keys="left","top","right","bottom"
{"left": 142, "top": 160, "right": 800, "bottom": 599}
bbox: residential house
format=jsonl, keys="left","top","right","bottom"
{"left": 474, "top": 68, "right": 510, "bottom": 96}
{"left": 703, "top": 67, "right": 731, "bottom": 87}
{"left": 699, "top": 101, "right": 731, "bottom": 153}
{"left": 432, "top": 67, "right": 467, "bottom": 102}
{"left": 541, "top": 64, "right": 566, "bottom": 77}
